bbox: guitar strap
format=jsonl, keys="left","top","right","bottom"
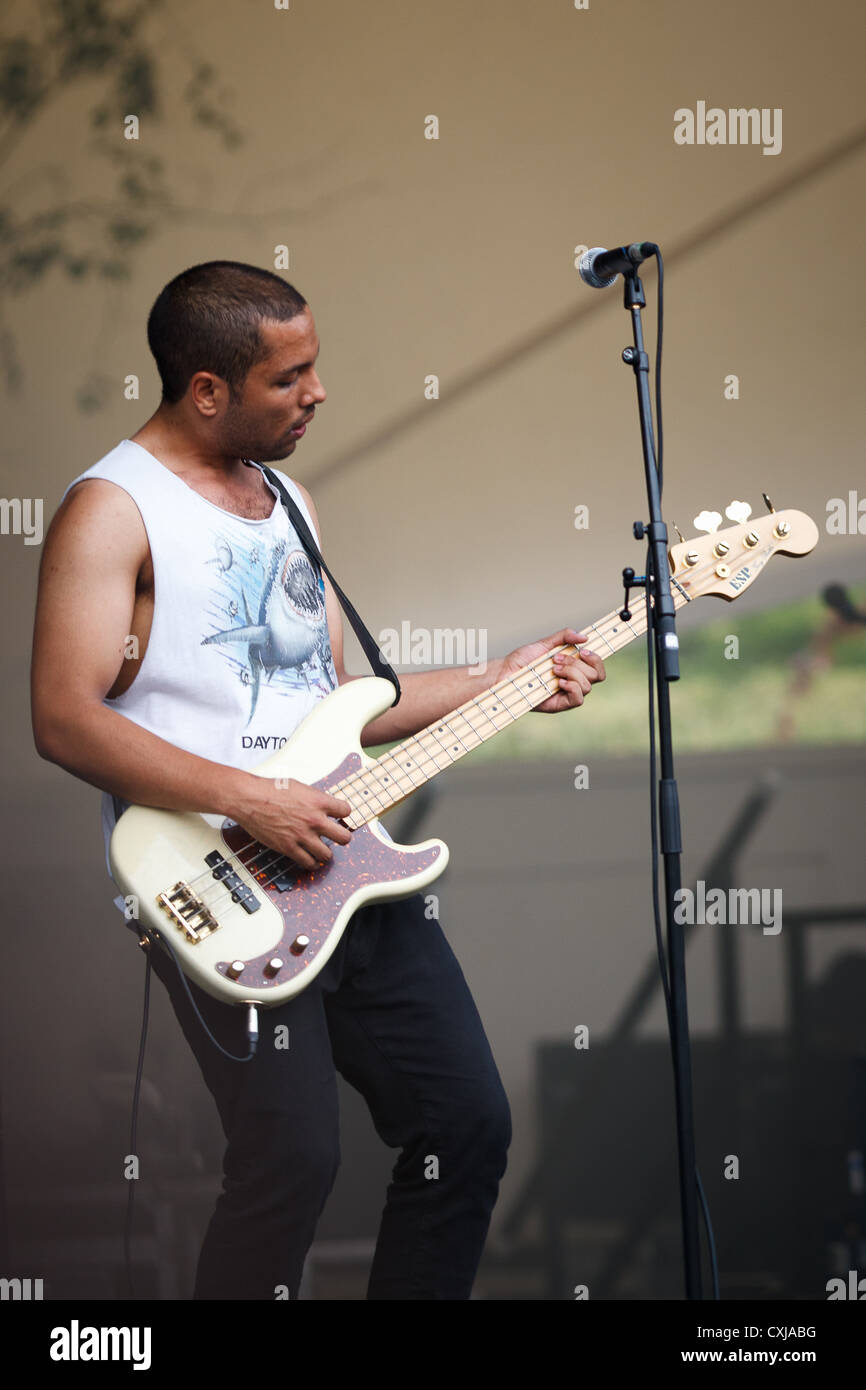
{"left": 259, "top": 463, "right": 402, "bottom": 706}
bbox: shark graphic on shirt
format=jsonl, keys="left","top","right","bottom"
{"left": 202, "top": 535, "right": 336, "bottom": 722}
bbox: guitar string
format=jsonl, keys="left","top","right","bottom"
{"left": 174, "top": 660, "right": 567, "bottom": 916}
{"left": 177, "top": 582, "right": 673, "bottom": 919}
{"left": 180, "top": 586, "right": 669, "bottom": 920}
{"left": 173, "top": 542, "right": 731, "bottom": 922}
{"left": 300, "top": 579, "right": 667, "bottom": 824}
{"left": 172, "top": 638, "right": 610, "bottom": 918}
{"left": 181, "top": 642, "right": 573, "bottom": 894}
{"left": 177, "top": 608, "right": 654, "bottom": 916}
{"left": 184, "top": 649, "right": 564, "bottom": 901}
{"left": 179, "top": 608, "right": 640, "bottom": 910}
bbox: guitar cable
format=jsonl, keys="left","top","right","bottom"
{"left": 643, "top": 246, "right": 720, "bottom": 1300}
{"left": 124, "top": 924, "right": 258, "bottom": 1299}
{"left": 124, "top": 943, "right": 151, "bottom": 1301}
{"left": 139, "top": 924, "right": 260, "bottom": 1063}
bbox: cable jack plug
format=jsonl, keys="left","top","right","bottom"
{"left": 245, "top": 1002, "right": 259, "bottom": 1056}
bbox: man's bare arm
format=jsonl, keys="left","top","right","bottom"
{"left": 31, "top": 480, "right": 351, "bottom": 870}
{"left": 297, "top": 482, "right": 603, "bottom": 746}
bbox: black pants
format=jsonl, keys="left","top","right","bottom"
{"left": 149, "top": 892, "right": 511, "bottom": 1299}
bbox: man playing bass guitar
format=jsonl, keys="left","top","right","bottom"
{"left": 31, "top": 260, "right": 606, "bottom": 1301}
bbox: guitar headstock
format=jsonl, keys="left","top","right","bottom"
{"left": 668, "top": 499, "right": 819, "bottom": 601}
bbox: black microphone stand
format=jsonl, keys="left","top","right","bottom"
{"left": 618, "top": 260, "right": 703, "bottom": 1299}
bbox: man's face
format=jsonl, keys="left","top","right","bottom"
{"left": 218, "top": 309, "right": 326, "bottom": 462}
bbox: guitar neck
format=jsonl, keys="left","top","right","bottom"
{"left": 338, "top": 581, "right": 691, "bottom": 828}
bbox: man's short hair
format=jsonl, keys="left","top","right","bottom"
{"left": 147, "top": 261, "right": 308, "bottom": 404}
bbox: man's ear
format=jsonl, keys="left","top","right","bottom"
{"left": 188, "top": 370, "right": 224, "bottom": 418}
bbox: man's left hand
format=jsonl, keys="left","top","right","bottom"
{"left": 499, "top": 627, "right": 606, "bottom": 714}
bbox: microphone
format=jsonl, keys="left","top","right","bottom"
{"left": 579, "top": 242, "right": 657, "bottom": 289}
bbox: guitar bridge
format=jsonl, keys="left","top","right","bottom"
{"left": 157, "top": 881, "right": 219, "bottom": 943}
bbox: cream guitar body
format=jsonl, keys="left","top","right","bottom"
{"left": 110, "top": 676, "right": 447, "bottom": 1008}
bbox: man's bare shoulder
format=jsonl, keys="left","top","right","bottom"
{"left": 45, "top": 476, "right": 148, "bottom": 566}
{"left": 289, "top": 477, "right": 322, "bottom": 542}
{"left": 291, "top": 477, "right": 315, "bottom": 511}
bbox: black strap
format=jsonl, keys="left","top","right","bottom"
{"left": 259, "top": 464, "right": 401, "bottom": 706}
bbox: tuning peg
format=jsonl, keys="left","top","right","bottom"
{"left": 693, "top": 510, "right": 723, "bottom": 534}
{"left": 725, "top": 500, "right": 752, "bottom": 524}
{"left": 762, "top": 493, "right": 776, "bottom": 513}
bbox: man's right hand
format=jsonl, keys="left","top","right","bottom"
{"left": 226, "top": 774, "right": 353, "bottom": 871}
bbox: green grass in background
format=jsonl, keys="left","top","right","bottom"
{"left": 370, "top": 587, "right": 866, "bottom": 764}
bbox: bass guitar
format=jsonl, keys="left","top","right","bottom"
{"left": 110, "top": 500, "right": 818, "bottom": 1007}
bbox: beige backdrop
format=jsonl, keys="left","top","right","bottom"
{"left": 2, "top": 0, "right": 865, "bottom": 1300}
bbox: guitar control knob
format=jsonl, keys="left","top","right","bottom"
{"left": 290, "top": 935, "right": 311, "bottom": 956}
{"left": 265, "top": 957, "right": 284, "bottom": 977}
{"left": 227, "top": 960, "right": 245, "bottom": 979}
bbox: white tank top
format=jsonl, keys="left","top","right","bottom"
{"left": 61, "top": 439, "right": 339, "bottom": 875}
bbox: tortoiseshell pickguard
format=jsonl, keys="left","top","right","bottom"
{"left": 215, "top": 751, "right": 441, "bottom": 991}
